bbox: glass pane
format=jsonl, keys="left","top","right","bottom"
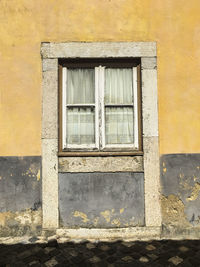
{"left": 105, "top": 68, "right": 133, "bottom": 104}
{"left": 67, "top": 68, "right": 95, "bottom": 104}
{"left": 105, "top": 107, "right": 134, "bottom": 144}
{"left": 66, "top": 107, "right": 95, "bottom": 145}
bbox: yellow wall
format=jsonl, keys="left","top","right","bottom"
{"left": 0, "top": 0, "right": 200, "bottom": 156}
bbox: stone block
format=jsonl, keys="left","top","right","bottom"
{"left": 142, "top": 69, "right": 159, "bottom": 137}
{"left": 58, "top": 156, "right": 143, "bottom": 173}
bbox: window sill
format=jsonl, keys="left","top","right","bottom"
{"left": 58, "top": 151, "right": 143, "bottom": 157}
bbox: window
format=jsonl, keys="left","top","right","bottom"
{"left": 59, "top": 58, "right": 142, "bottom": 154}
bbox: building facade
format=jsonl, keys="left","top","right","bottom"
{"left": 0, "top": 0, "right": 200, "bottom": 241}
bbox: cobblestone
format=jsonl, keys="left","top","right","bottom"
{"left": 0, "top": 240, "right": 200, "bottom": 266}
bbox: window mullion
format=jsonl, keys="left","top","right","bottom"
{"left": 133, "top": 66, "right": 139, "bottom": 149}
{"left": 95, "top": 67, "right": 100, "bottom": 149}
{"left": 99, "top": 66, "right": 105, "bottom": 149}
{"left": 62, "top": 67, "right": 67, "bottom": 149}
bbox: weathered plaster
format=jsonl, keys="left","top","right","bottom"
{"left": 0, "top": 209, "right": 42, "bottom": 237}
{"left": 161, "top": 195, "right": 190, "bottom": 227}
{"left": 58, "top": 156, "right": 143, "bottom": 172}
{"left": 59, "top": 172, "right": 145, "bottom": 228}
{"left": 0, "top": 157, "right": 41, "bottom": 213}
{"left": 0, "top": 157, "right": 42, "bottom": 236}
{"left": 160, "top": 154, "right": 200, "bottom": 237}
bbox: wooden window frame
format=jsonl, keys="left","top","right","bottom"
{"left": 58, "top": 58, "right": 143, "bottom": 156}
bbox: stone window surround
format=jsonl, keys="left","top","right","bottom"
{"left": 41, "top": 42, "right": 161, "bottom": 236}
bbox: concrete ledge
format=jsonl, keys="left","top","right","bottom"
{"left": 56, "top": 227, "right": 161, "bottom": 242}
{"left": 41, "top": 42, "right": 156, "bottom": 58}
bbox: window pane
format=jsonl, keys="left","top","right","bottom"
{"left": 66, "top": 107, "right": 95, "bottom": 145}
{"left": 67, "top": 69, "right": 95, "bottom": 104}
{"left": 105, "top": 68, "right": 133, "bottom": 104}
{"left": 105, "top": 107, "right": 134, "bottom": 144}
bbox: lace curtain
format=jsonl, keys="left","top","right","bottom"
{"left": 66, "top": 69, "right": 95, "bottom": 145}
{"left": 105, "top": 68, "right": 134, "bottom": 144}
{"left": 65, "top": 68, "right": 134, "bottom": 146}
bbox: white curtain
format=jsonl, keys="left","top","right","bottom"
{"left": 105, "top": 68, "right": 133, "bottom": 104}
{"left": 105, "top": 107, "right": 133, "bottom": 144}
{"left": 67, "top": 107, "right": 95, "bottom": 145}
{"left": 66, "top": 69, "right": 95, "bottom": 145}
{"left": 67, "top": 68, "right": 95, "bottom": 104}
{"left": 105, "top": 68, "right": 134, "bottom": 144}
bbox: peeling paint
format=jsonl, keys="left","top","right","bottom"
{"left": 120, "top": 208, "right": 124, "bottom": 214}
{"left": 179, "top": 173, "right": 184, "bottom": 179}
{"left": 111, "top": 218, "right": 121, "bottom": 227}
{"left": 93, "top": 217, "right": 99, "bottom": 226}
{"left": 187, "top": 183, "right": 200, "bottom": 201}
{"left": 15, "top": 213, "right": 32, "bottom": 225}
{"left": 100, "top": 210, "right": 111, "bottom": 223}
{"left": 0, "top": 212, "right": 12, "bottom": 227}
{"left": 161, "top": 195, "right": 190, "bottom": 227}
{"left": 73, "top": 211, "right": 89, "bottom": 223}
{"left": 0, "top": 209, "right": 42, "bottom": 237}
{"left": 36, "top": 169, "right": 40, "bottom": 181}
{"left": 163, "top": 162, "right": 165, "bottom": 167}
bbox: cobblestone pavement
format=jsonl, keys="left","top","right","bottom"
{"left": 1, "top": 239, "right": 200, "bottom": 266}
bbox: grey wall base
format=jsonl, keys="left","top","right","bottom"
{"left": 160, "top": 153, "right": 200, "bottom": 236}
{"left": 59, "top": 172, "right": 144, "bottom": 228}
{"left": 0, "top": 157, "right": 42, "bottom": 236}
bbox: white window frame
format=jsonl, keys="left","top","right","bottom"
{"left": 62, "top": 64, "right": 139, "bottom": 151}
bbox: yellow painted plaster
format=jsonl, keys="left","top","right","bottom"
{"left": 0, "top": 0, "right": 200, "bottom": 155}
